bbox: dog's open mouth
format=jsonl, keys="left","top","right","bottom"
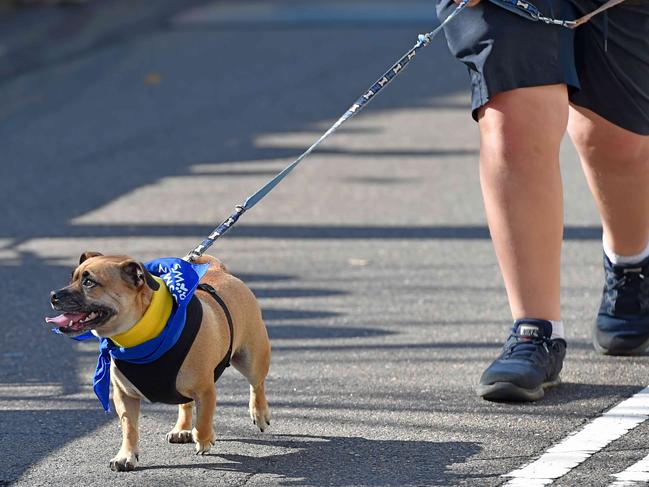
{"left": 46, "top": 309, "right": 110, "bottom": 334}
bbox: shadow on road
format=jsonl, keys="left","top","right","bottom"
{"left": 5, "top": 223, "right": 605, "bottom": 242}
{"left": 0, "top": 1, "right": 602, "bottom": 485}
{"left": 541, "top": 382, "right": 646, "bottom": 405}
{"left": 0, "top": 249, "right": 364, "bottom": 482}
{"left": 267, "top": 324, "right": 393, "bottom": 340}
{"left": 138, "top": 434, "right": 482, "bottom": 486}
{"left": 0, "top": 0, "right": 477, "bottom": 248}
{"left": 0, "top": 408, "right": 112, "bottom": 485}
{"left": 270, "top": 339, "right": 606, "bottom": 353}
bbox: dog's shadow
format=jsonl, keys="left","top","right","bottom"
{"left": 138, "top": 434, "right": 482, "bottom": 486}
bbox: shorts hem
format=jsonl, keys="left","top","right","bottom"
{"left": 470, "top": 79, "right": 580, "bottom": 122}
{"left": 568, "top": 98, "right": 649, "bottom": 136}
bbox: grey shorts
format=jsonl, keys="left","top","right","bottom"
{"left": 437, "top": 0, "right": 649, "bottom": 135}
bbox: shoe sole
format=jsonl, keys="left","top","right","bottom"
{"left": 592, "top": 322, "right": 649, "bottom": 356}
{"left": 476, "top": 377, "right": 561, "bottom": 402}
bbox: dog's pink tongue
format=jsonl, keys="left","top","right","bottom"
{"left": 46, "top": 313, "right": 87, "bottom": 327}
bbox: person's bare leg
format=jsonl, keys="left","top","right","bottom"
{"left": 568, "top": 105, "right": 649, "bottom": 256}
{"left": 476, "top": 84, "right": 569, "bottom": 401}
{"left": 478, "top": 84, "right": 569, "bottom": 321}
{"left": 569, "top": 105, "right": 649, "bottom": 355}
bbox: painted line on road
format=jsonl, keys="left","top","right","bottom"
{"left": 609, "top": 453, "right": 649, "bottom": 486}
{"left": 502, "top": 386, "right": 649, "bottom": 487}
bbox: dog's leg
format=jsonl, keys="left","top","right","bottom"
{"left": 166, "top": 402, "right": 194, "bottom": 444}
{"left": 249, "top": 380, "right": 271, "bottom": 432}
{"left": 109, "top": 386, "right": 141, "bottom": 472}
{"left": 192, "top": 386, "right": 217, "bottom": 455}
{"left": 232, "top": 340, "right": 271, "bottom": 432}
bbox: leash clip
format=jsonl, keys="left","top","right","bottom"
{"left": 417, "top": 33, "right": 432, "bottom": 47}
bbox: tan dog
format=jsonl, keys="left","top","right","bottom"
{"left": 48, "top": 252, "right": 271, "bottom": 471}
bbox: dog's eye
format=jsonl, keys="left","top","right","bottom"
{"left": 82, "top": 277, "right": 96, "bottom": 288}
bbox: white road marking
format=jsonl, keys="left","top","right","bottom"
{"left": 609, "top": 454, "right": 649, "bottom": 486}
{"left": 502, "top": 386, "right": 649, "bottom": 487}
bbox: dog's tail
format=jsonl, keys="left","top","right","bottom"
{"left": 192, "top": 254, "right": 230, "bottom": 274}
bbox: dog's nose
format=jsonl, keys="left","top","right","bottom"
{"left": 50, "top": 291, "right": 61, "bottom": 306}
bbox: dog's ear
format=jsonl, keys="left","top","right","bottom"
{"left": 120, "top": 260, "right": 160, "bottom": 291}
{"left": 79, "top": 251, "right": 103, "bottom": 265}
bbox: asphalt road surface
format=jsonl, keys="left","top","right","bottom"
{"left": 2, "top": 1, "right": 649, "bottom": 486}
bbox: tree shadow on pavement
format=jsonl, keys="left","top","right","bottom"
{"left": 540, "top": 382, "right": 646, "bottom": 405}
{"left": 0, "top": 251, "right": 114, "bottom": 484}
{"left": 267, "top": 324, "right": 393, "bottom": 340}
{"left": 5, "top": 223, "right": 604, "bottom": 242}
{"left": 139, "top": 434, "right": 481, "bottom": 486}
{"left": 0, "top": 408, "right": 112, "bottom": 485}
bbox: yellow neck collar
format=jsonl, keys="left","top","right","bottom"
{"left": 111, "top": 276, "right": 173, "bottom": 348}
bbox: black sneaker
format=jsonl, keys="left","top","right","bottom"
{"left": 594, "top": 254, "right": 649, "bottom": 355}
{"left": 477, "top": 319, "right": 566, "bottom": 402}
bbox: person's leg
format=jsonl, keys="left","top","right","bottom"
{"left": 566, "top": 0, "right": 649, "bottom": 355}
{"left": 479, "top": 84, "right": 568, "bottom": 321}
{"left": 473, "top": 85, "right": 569, "bottom": 401}
{"left": 569, "top": 107, "right": 649, "bottom": 354}
{"left": 569, "top": 107, "right": 649, "bottom": 257}
{"left": 436, "top": 0, "right": 577, "bottom": 401}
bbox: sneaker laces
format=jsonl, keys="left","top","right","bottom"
{"left": 612, "top": 267, "right": 646, "bottom": 292}
{"left": 610, "top": 266, "right": 647, "bottom": 313}
{"left": 502, "top": 332, "right": 551, "bottom": 360}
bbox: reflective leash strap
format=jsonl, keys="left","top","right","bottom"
{"left": 489, "top": 0, "right": 626, "bottom": 28}
{"left": 182, "top": 0, "right": 471, "bottom": 263}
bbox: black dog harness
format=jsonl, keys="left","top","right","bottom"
{"left": 114, "top": 283, "right": 234, "bottom": 404}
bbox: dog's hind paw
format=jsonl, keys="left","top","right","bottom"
{"left": 166, "top": 429, "right": 193, "bottom": 444}
{"left": 109, "top": 451, "right": 139, "bottom": 472}
{"left": 251, "top": 407, "right": 271, "bottom": 432}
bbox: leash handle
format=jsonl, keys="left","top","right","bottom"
{"left": 570, "top": 0, "right": 625, "bottom": 27}
{"left": 183, "top": 0, "right": 471, "bottom": 263}
{"left": 488, "top": 0, "right": 625, "bottom": 27}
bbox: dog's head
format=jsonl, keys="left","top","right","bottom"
{"left": 47, "top": 252, "right": 160, "bottom": 338}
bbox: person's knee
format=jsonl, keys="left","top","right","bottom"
{"left": 569, "top": 106, "right": 649, "bottom": 169}
{"left": 478, "top": 85, "right": 568, "bottom": 168}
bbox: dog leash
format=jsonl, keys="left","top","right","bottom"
{"left": 182, "top": 0, "right": 624, "bottom": 263}
{"left": 182, "top": 0, "right": 471, "bottom": 262}
{"left": 489, "top": 0, "right": 625, "bottom": 28}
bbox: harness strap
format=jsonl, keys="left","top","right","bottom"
{"left": 197, "top": 283, "right": 233, "bottom": 381}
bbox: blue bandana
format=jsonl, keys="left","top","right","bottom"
{"left": 59, "top": 258, "right": 208, "bottom": 412}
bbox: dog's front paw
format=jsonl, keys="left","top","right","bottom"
{"left": 109, "top": 451, "right": 139, "bottom": 472}
{"left": 192, "top": 427, "right": 216, "bottom": 455}
{"left": 166, "top": 429, "right": 193, "bottom": 444}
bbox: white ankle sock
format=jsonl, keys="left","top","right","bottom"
{"left": 603, "top": 237, "right": 649, "bottom": 265}
{"left": 550, "top": 320, "right": 565, "bottom": 341}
